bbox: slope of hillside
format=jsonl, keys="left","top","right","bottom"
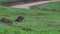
{"left": 36, "top": 1, "right": 60, "bottom": 10}
{"left": 0, "top": 6, "right": 60, "bottom": 34}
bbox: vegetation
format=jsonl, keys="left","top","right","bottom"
{"left": 0, "top": 5, "right": 60, "bottom": 34}
{"left": 0, "top": 1, "right": 60, "bottom": 34}
{"left": 0, "top": 0, "right": 36, "bottom": 2}
{"left": 36, "top": 1, "right": 60, "bottom": 10}
{"left": 0, "top": 0, "right": 12, "bottom": 2}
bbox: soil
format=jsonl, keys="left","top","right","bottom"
{"left": 3, "top": 0, "right": 60, "bottom": 9}
{"left": 11, "top": 1, "right": 57, "bottom": 9}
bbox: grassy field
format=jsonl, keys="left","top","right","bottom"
{"left": 0, "top": 0, "right": 17, "bottom": 2}
{"left": 0, "top": 0, "right": 10, "bottom": 2}
{"left": 0, "top": 1, "right": 60, "bottom": 34}
{"left": 36, "top": 1, "right": 60, "bottom": 11}
{"left": 0, "top": 6, "right": 60, "bottom": 34}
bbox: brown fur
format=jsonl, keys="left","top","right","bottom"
{"left": 15, "top": 16, "right": 24, "bottom": 22}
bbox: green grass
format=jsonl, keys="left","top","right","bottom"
{"left": 0, "top": 5, "right": 60, "bottom": 34}
{"left": 0, "top": 0, "right": 10, "bottom": 2}
{"left": 36, "top": 1, "right": 60, "bottom": 10}
{"left": 0, "top": 0, "right": 16, "bottom": 2}
{"left": 0, "top": 0, "right": 20, "bottom": 3}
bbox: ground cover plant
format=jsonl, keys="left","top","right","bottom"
{"left": 0, "top": 0, "right": 13, "bottom": 2}
{"left": 35, "top": 1, "right": 60, "bottom": 11}
{"left": 0, "top": 5, "right": 60, "bottom": 34}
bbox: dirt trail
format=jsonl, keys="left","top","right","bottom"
{"left": 11, "top": 0, "right": 59, "bottom": 9}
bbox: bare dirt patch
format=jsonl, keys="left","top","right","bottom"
{"left": 11, "top": 0, "right": 59, "bottom": 9}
